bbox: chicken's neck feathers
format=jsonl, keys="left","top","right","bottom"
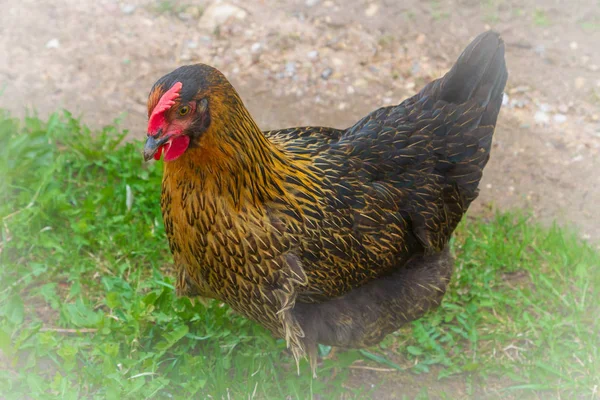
{"left": 163, "top": 107, "right": 316, "bottom": 213}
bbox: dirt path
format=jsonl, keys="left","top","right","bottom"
{"left": 2, "top": 0, "right": 600, "bottom": 396}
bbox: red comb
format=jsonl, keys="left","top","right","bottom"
{"left": 148, "top": 82, "right": 183, "bottom": 135}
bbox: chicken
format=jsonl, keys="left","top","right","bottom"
{"left": 143, "top": 31, "right": 508, "bottom": 374}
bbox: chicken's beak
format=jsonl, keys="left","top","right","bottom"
{"left": 143, "top": 134, "right": 169, "bottom": 161}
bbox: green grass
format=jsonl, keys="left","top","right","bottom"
{"left": 0, "top": 110, "right": 598, "bottom": 399}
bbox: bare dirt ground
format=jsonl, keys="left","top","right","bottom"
{"left": 1, "top": 0, "right": 599, "bottom": 396}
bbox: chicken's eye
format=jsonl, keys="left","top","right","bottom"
{"left": 178, "top": 105, "right": 191, "bottom": 116}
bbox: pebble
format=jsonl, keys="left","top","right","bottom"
{"left": 121, "top": 4, "right": 136, "bottom": 14}
{"left": 321, "top": 67, "right": 333, "bottom": 80}
{"left": 365, "top": 3, "right": 379, "bottom": 17}
{"left": 199, "top": 3, "right": 247, "bottom": 31}
{"left": 185, "top": 6, "right": 202, "bottom": 18}
{"left": 331, "top": 57, "right": 344, "bottom": 67}
{"left": 251, "top": 42, "right": 262, "bottom": 53}
{"left": 305, "top": 0, "right": 320, "bottom": 6}
{"left": 45, "top": 38, "right": 60, "bottom": 49}
{"left": 502, "top": 93, "right": 509, "bottom": 106}
{"left": 347, "top": 86, "right": 355, "bottom": 94}
{"left": 553, "top": 113, "right": 567, "bottom": 124}
{"left": 574, "top": 77, "right": 586, "bottom": 90}
{"left": 307, "top": 50, "right": 319, "bottom": 60}
{"left": 285, "top": 61, "right": 297, "bottom": 77}
{"left": 353, "top": 78, "right": 367, "bottom": 87}
{"left": 534, "top": 111, "right": 550, "bottom": 125}
{"left": 569, "top": 41, "right": 578, "bottom": 50}
{"left": 411, "top": 61, "right": 420, "bottom": 75}
{"left": 509, "top": 98, "right": 528, "bottom": 108}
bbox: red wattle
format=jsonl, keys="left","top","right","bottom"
{"left": 164, "top": 135, "right": 190, "bottom": 162}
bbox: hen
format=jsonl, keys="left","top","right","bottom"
{"left": 143, "top": 31, "right": 508, "bottom": 374}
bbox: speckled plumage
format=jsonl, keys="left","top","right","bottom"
{"left": 147, "top": 31, "right": 508, "bottom": 373}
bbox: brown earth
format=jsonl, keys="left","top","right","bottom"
{"left": 1, "top": 0, "right": 600, "bottom": 397}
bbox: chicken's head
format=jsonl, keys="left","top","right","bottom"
{"left": 144, "top": 64, "right": 234, "bottom": 162}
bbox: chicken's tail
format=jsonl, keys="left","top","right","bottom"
{"left": 410, "top": 31, "right": 508, "bottom": 130}
{"left": 439, "top": 31, "right": 508, "bottom": 115}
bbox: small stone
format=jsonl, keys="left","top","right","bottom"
{"left": 347, "top": 86, "right": 355, "bottom": 94}
{"left": 405, "top": 81, "right": 415, "bottom": 90}
{"left": 353, "top": 78, "right": 368, "bottom": 87}
{"left": 121, "top": 4, "right": 136, "bottom": 14}
{"left": 185, "top": 6, "right": 202, "bottom": 18}
{"left": 305, "top": 0, "right": 320, "bottom": 6}
{"left": 383, "top": 97, "right": 393, "bottom": 104}
{"left": 338, "top": 102, "right": 348, "bottom": 110}
{"left": 553, "top": 113, "right": 567, "bottom": 124}
{"left": 323, "top": 0, "right": 334, "bottom": 7}
{"left": 199, "top": 3, "right": 247, "bottom": 32}
{"left": 285, "top": 61, "right": 297, "bottom": 77}
{"left": 510, "top": 98, "right": 528, "bottom": 108}
{"left": 502, "top": 93, "right": 509, "bottom": 106}
{"left": 539, "top": 103, "right": 552, "bottom": 112}
{"left": 486, "top": 183, "right": 493, "bottom": 189}
{"left": 411, "top": 61, "right": 420, "bottom": 75}
{"left": 331, "top": 57, "right": 344, "bottom": 67}
{"left": 307, "top": 50, "right": 319, "bottom": 60}
{"left": 574, "top": 77, "right": 586, "bottom": 90}
{"left": 571, "top": 155, "right": 583, "bottom": 163}
{"left": 321, "top": 67, "right": 333, "bottom": 80}
{"left": 534, "top": 111, "right": 550, "bottom": 125}
{"left": 251, "top": 42, "right": 262, "bottom": 53}
{"left": 569, "top": 41, "right": 578, "bottom": 50}
{"left": 45, "top": 38, "right": 60, "bottom": 49}
{"left": 365, "top": 3, "right": 379, "bottom": 17}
